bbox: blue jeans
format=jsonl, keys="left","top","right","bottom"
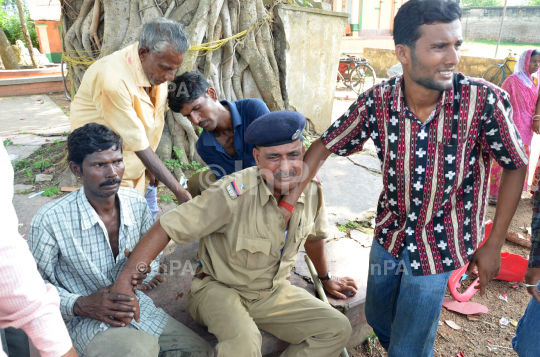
{"left": 512, "top": 281, "right": 540, "bottom": 356}
{"left": 365, "top": 239, "right": 451, "bottom": 357}
{"left": 144, "top": 184, "right": 158, "bottom": 221}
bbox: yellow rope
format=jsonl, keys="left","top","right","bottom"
{"left": 61, "top": 5, "right": 275, "bottom": 67}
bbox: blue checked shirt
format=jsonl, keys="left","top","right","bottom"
{"left": 28, "top": 187, "right": 168, "bottom": 355}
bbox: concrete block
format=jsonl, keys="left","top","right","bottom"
{"left": 350, "top": 230, "right": 372, "bottom": 247}
{"left": 35, "top": 174, "right": 53, "bottom": 182}
{"left": 274, "top": 4, "right": 349, "bottom": 134}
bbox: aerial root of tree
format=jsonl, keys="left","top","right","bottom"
{"left": 61, "top": 0, "right": 285, "bottom": 175}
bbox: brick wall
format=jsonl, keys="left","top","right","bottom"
{"left": 462, "top": 6, "right": 540, "bottom": 44}
{"left": 0, "top": 81, "right": 69, "bottom": 97}
{"left": 363, "top": 47, "right": 501, "bottom": 79}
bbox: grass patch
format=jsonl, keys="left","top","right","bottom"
{"left": 163, "top": 146, "right": 206, "bottom": 172}
{"left": 3, "top": 138, "right": 13, "bottom": 146}
{"left": 42, "top": 187, "right": 60, "bottom": 197}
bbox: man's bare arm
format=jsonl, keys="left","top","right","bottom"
{"left": 136, "top": 147, "right": 191, "bottom": 203}
{"left": 110, "top": 220, "right": 171, "bottom": 322}
{"left": 279, "top": 139, "right": 332, "bottom": 226}
{"left": 304, "top": 239, "right": 358, "bottom": 299}
{"left": 468, "top": 166, "right": 526, "bottom": 296}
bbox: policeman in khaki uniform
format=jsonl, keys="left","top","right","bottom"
{"left": 111, "top": 111, "right": 358, "bottom": 357}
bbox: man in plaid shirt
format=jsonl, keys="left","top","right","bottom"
{"left": 277, "top": 0, "right": 528, "bottom": 355}
{"left": 28, "top": 124, "right": 213, "bottom": 357}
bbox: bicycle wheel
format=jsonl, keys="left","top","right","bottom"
{"left": 482, "top": 65, "right": 505, "bottom": 86}
{"left": 348, "top": 64, "right": 377, "bottom": 95}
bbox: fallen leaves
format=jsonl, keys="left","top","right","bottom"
{"left": 445, "top": 320, "right": 461, "bottom": 330}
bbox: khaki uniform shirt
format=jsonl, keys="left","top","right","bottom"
{"left": 70, "top": 42, "right": 168, "bottom": 194}
{"left": 160, "top": 167, "right": 330, "bottom": 299}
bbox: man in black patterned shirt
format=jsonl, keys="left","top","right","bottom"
{"left": 277, "top": 1, "right": 527, "bottom": 356}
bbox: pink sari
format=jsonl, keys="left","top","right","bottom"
{"left": 490, "top": 49, "right": 540, "bottom": 200}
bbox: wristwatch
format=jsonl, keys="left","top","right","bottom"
{"left": 319, "top": 271, "right": 332, "bottom": 281}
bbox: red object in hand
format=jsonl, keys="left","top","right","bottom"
{"left": 447, "top": 221, "right": 493, "bottom": 302}
{"left": 448, "top": 221, "right": 529, "bottom": 302}
{"left": 279, "top": 200, "right": 295, "bottom": 213}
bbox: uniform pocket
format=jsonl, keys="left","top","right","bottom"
{"left": 236, "top": 235, "right": 272, "bottom": 269}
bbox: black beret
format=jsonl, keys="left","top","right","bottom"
{"left": 245, "top": 111, "right": 305, "bottom": 147}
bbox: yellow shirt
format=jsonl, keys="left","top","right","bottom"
{"left": 70, "top": 42, "right": 168, "bottom": 194}
{"left": 160, "top": 167, "right": 330, "bottom": 300}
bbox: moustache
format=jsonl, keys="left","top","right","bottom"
{"left": 99, "top": 178, "right": 122, "bottom": 187}
{"left": 274, "top": 171, "right": 297, "bottom": 178}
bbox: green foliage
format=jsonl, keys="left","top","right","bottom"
{"left": 196, "top": 166, "right": 209, "bottom": 173}
{"left": 24, "top": 169, "right": 33, "bottom": 183}
{"left": 42, "top": 187, "right": 59, "bottom": 197}
{"left": 3, "top": 138, "right": 13, "bottom": 146}
{"left": 461, "top": 0, "right": 503, "bottom": 6}
{"left": 338, "top": 225, "right": 347, "bottom": 233}
{"left": 21, "top": 188, "right": 30, "bottom": 194}
{"left": 163, "top": 146, "right": 207, "bottom": 172}
{"left": 159, "top": 195, "right": 173, "bottom": 202}
{"left": 172, "top": 146, "right": 183, "bottom": 158}
{"left": 346, "top": 221, "right": 360, "bottom": 228}
{"left": 0, "top": 1, "right": 39, "bottom": 48}
{"left": 14, "top": 158, "right": 30, "bottom": 171}
{"left": 33, "top": 157, "right": 51, "bottom": 169}
{"left": 289, "top": 0, "right": 313, "bottom": 7}
{"left": 303, "top": 136, "right": 313, "bottom": 150}
{"left": 525, "top": 0, "right": 540, "bottom": 5}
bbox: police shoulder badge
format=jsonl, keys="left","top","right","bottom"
{"left": 226, "top": 181, "right": 242, "bottom": 199}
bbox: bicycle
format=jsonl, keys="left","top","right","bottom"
{"left": 482, "top": 52, "right": 516, "bottom": 86}
{"left": 337, "top": 53, "right": 377, "bottom": 95}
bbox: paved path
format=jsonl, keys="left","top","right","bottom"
{"left": 1, "top": 95, "right": 69, "bottom": 162}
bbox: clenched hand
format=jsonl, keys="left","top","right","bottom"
{"left": 73, "top": 287, "right": 136, "bottom": 327}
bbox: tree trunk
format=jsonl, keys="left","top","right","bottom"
{"left": 15, "top": 0, "right": 38, "bottom": 68}
{"left": 60, "top": 0, "right": 284, "bottom": 173}
{"left": 0, "top": 28, "right": 21, "bottom": 70}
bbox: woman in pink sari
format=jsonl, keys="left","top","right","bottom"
{"left": 489, "top": 49, "right": 540, "bottom": 205}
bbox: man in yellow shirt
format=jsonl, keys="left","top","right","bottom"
{"left": 70, "top": 18, "right": 192, "bottom": 219}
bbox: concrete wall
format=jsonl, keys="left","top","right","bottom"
{"left": 274, "top": 5, "right": 349, "bottom": 134}
{"left": 462, "top": 6, "right": 540, "bottom": 44}
{"left": 363, "top": 47, "right": 501, "bottom": 79}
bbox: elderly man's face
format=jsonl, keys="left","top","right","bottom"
{"left": 70, "top": 146, "right": 125, "bottom": 198}
{"left": 139, "top": 47, "right": 185, "bottom": 86}
{"left": 253, "top": 140, "right": 305, "bottom": 195}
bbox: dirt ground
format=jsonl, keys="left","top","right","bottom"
{"left": 38, "top": 93, "right": 534, "bottom": 357}
{"left": 348, "top": 197, "right": 533, "bottom": 357}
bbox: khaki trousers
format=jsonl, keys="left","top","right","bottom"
{"left": 187, "top": 280, "right": 352, "bottom": 357}
{"left": 82, "top": 316, "right": 214, "bottom": 357}
{"left": 187, "top": 170, "right": 217, "bottom": 198}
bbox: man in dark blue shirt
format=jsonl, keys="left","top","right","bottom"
{"left": 168, "top": 72, "right": 270, "bottom": 196}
